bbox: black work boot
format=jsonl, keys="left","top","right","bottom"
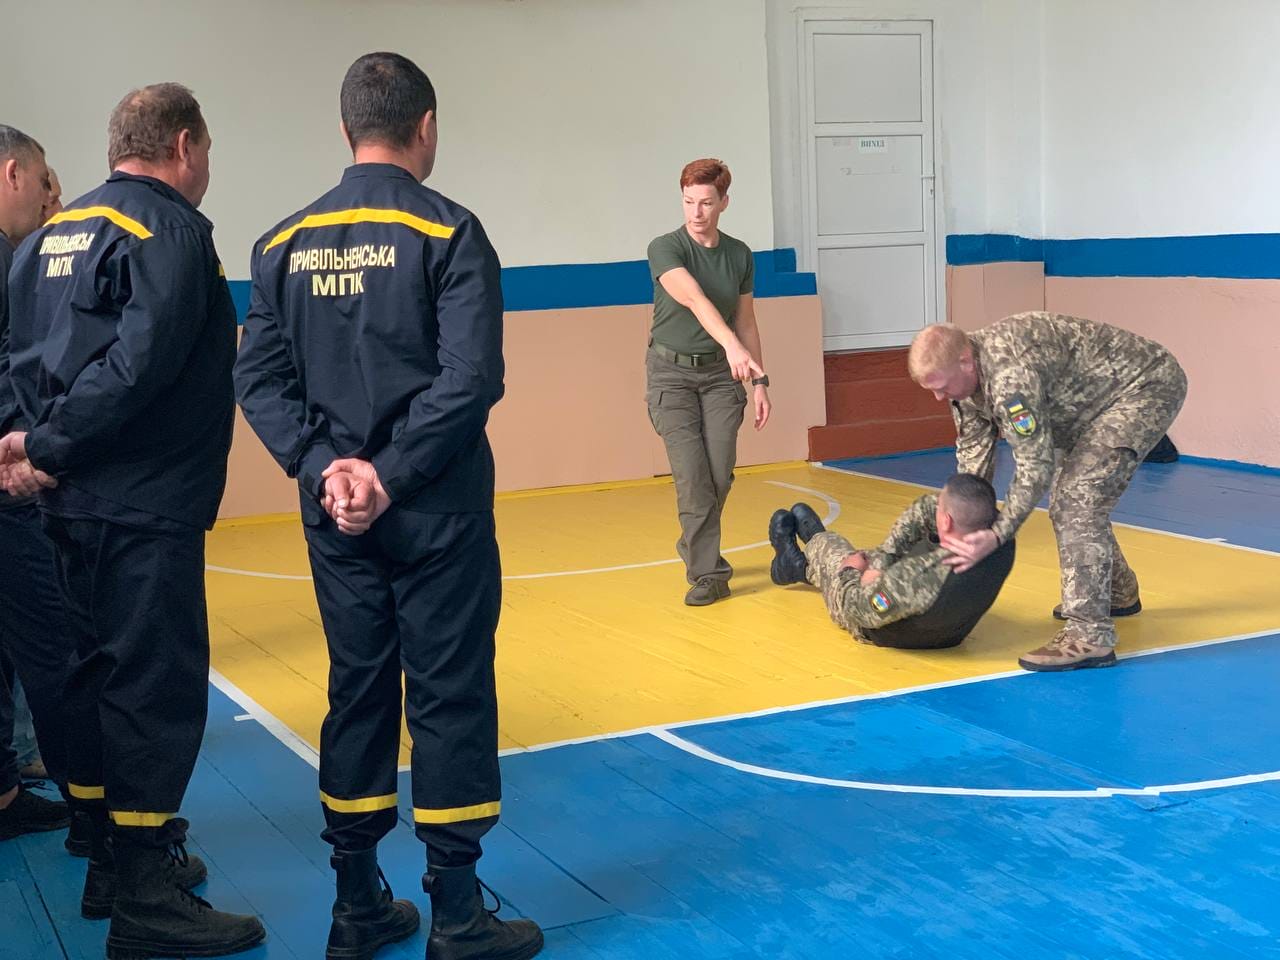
{"left": 66, "top": 808, "right": 93, "bottom": 856}
{"left": 791, "top": 502, "right": 826, "bottom": 543}
{"left": 768, "top": 510, "right": 807, "bottom": 586}
{"left": 105, "top": 827, "right": 265, "bottom": 959}
{"left": 0, "top": 783, "right": 71, "bottom": 840}
{"left": 82, "top": 815, "right": 210, "bottom": 920}
{"left": 424, "top": 863, "right": 543, "bottom": 960}
{"left": 327, "top": 848, "right": 420, "bottom": 960}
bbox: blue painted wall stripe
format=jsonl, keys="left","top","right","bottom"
{"left": 1044, "top": 234, "right": 1280, "bottom": 279}
{"left": 226, "top": 247, "right": 815, "bottom": 322}
{"left": 946, "top": 234, "right": 1045, "bottom": 266}
{"left": 947, "top": 232, "right": 1280, "bottom": 280}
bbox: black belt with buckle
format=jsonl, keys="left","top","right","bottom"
{"left": 649, "top": 340, "right": 726, "bottom": 368}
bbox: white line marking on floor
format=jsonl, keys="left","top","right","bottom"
{"left": 204, "top": 479, "right": 841, "bottom": 582}
{"left": 205, "top": 564, "right": 312, "bottom": 581}
{"left": 491, "top": 627, "right": 1280, "bottom": 757}
{"left": 650, "top": 727, "right": 1280, "bottom": 799}
{"left": 208, "top": 668, "right": 320, "bottom": 770}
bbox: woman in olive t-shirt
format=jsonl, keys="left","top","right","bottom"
{"left": 645, "top": 158, "right": 772, "bottom": 607}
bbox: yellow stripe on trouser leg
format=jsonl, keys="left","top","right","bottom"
{"left": 68, "top": 783, "right": 105, "bottom": 800}
{"left": 413, "top": 801, "right": 501, "bottom": 825}
{"left": 110, "top": 811, "right": 177, "bottom": 827}
{"left": 320, "top": 790, "right": 399, "bottom": 814}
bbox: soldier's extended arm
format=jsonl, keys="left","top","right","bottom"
{"left": 877, "top": 494, "right": 939, "bottom": 561}
{"left": 952, "top": 401, "right": 998, "bottom": 481}
{"left": 988, "top": 368, "right": 1056, "bottom": 544}
{"left": 841, "top": 552, "right": 949, "bottom": 631}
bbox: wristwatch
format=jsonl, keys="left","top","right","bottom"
{"left": 751, "top": 375, "right": 770, "bottom": 387}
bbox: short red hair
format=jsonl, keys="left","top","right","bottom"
{"left": 680, "top": 158, "right": 731, "bottom": 197}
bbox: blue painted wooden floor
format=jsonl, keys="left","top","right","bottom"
{"left": 5, "top": 454, "right": 1280, "bottom": 959}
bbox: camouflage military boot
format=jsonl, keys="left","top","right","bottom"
{"left": 790, "top": 502, "right": 826, "bottom": 543}
{"left": 1018, "top": 632, "right": 1117, "bottom": 672}
{"left": 768, "top": 510, "right": 807, "bottom": 585}
{"left": 684, "top": 577, "right": 730, "bottom": 606}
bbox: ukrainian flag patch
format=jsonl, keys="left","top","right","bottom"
{"left": 1004, "top": 393, "right": 1038, "bottom": 437}
{"left": 871, "top": 591, "right": 893, "bottom": 613}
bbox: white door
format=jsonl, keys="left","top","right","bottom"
{"left": 800, "top": 19, "right": 940, "bottom": 351}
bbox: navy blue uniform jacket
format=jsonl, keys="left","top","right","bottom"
{"left": 5, "top": 173, "right": 236, "bottom": 530}
{"left": 234, "top": 163, "right": 505, "bottom": 519}
{"left": 0, "top": 228, "right": 33, "bottom": 510}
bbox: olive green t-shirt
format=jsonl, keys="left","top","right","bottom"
{"left": 647, "top": 227, "right": 754, "bottom": 355}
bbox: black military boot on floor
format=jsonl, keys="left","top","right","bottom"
{"left": 66, "top": 808, "right": 93, "bottom": 857}
{"left": 327, "top": 848, "right": 420, "bottom": 960}
{"left": 0, "top": 783, "right": 70, "bottom": 840}
{"left": 82, "top": 815, "right": 210, "bottom": 920}
{"left": 769, "top": 509, "right": 808, "bottom": 586}
{"left": 424, "top": 863, "right": 543, "bottom": 960}
{"left": 105, "top": 831, "right": 264, "bottom": 959}
{"left": 790, "top": 502, "right": 826, "bottom": 543}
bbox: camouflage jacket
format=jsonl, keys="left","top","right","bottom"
{"left": 846, "top": 494, "right": 950, "bottom": 630}
{"left": 951, "top": 312, "right": 1177, "bottom": 543}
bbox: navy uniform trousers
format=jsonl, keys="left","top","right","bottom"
{"left": 42, "top": 515, "right": 209, "bottom": 842}
{"left": 304, "top": 506, "right": 502, "bottom": 867}
{"left": 0, "top": 503, "right": 73, "bottom": 796}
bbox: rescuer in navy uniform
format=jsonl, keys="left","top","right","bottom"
{"left": 1, "top": 84, "right": 264, "bottom": 958}
{"left": 235, "top": 52, "right": 542, "bottom": 960}
{"left": 0, "top": 123, "right": 75, "bottom": 846}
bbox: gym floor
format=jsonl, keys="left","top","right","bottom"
{"left": 7, "top": 450, "right": 1280, "bottom": 959}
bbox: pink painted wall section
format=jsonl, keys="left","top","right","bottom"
{"left": 946, "top": 262, "right": 1046, "bottom": 331}
{"left": 219, "top": 295, "right": 828, "bottom": 518}
{"left": 1046, "top": 276, "right": 1280, "bottom": 468}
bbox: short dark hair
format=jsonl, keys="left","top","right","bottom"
{"left": 942, "top": 473, "right": 999, "bottom": 532}
{"left": 107, "top": 83, "right": 207, "bottom": 168}
{"left": 0, "top": 125, "right": 44, "bottom": 165}
{"left": 341, "top": 52, "right": 437, "bottom": 149}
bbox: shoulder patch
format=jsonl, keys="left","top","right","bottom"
{"left": 1003, "top": 392, "right": 1038, "bottom": 437}
{"left": 870, "top": 591, "right": 893, "bottom": 613}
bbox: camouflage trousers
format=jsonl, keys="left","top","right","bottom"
{"left": 1051, "top": 355, "right": 1187, "bottom": 647}
{"left": 803, "top": 532, "right": 870, "bottom": 641}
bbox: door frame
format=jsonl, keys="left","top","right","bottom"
{"left": 794, "top": 4, "right": 948, "bottom": 348}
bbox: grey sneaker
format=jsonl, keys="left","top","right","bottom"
{"left": 684, "top": 578, "right": 730, "bottom": 606}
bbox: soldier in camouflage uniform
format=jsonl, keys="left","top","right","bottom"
{"left": 770, "top": 474, "right": 1012, "bottom": 648}
{"left": 908, "top": 312, "right": 1187, "bottom": 671}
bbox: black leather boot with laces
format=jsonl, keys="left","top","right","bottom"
{"left": 327, "top": 847, "right": 420, "bottom": 960}
{"left": 105, "top": 827, "right": 264, "bottom": 959}
{"left": 81, "top": 814, "right": 209, "bottom": 920}
{"left": 424, "top": 863, "right": 543, "bottom": 960}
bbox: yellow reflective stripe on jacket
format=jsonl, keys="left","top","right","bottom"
{"left": 68, "top": 783, "right": 105, "bottom": 800}
{"left": 319, "top": 790, "right": 399, "bottom": 814}
{"left": 412, "top": 801, "right": 500, "bottom": 824}
{"left": 48, "top": 206, "right": 153, "bottom": 240}
{"left": 110, "top": 810, "right": 177, "bottom": 827}
{"left": 263, "top": 208, "right": 454, "bottom": 252}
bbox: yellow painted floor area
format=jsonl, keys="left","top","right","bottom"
{"left": 205, "top": 463, "right": 1280, "bottom": 760}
